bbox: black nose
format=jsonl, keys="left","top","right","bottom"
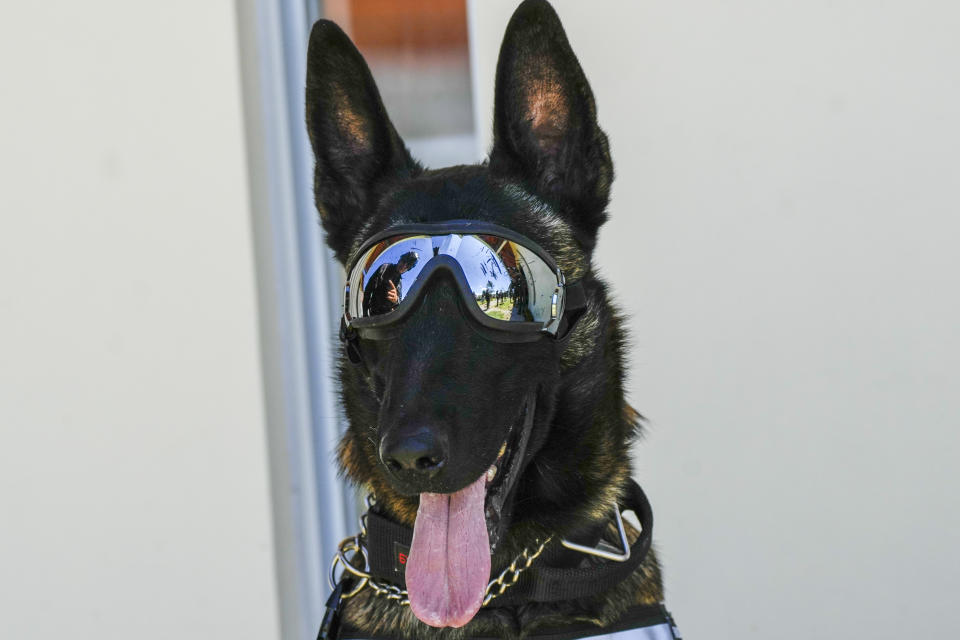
{"left": 379, "top": 427, "right": 446, "bottom": 479}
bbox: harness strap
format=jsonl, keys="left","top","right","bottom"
{"left": 337, "top": 603, "right": 681, "bottom": 639}
{"left": 365, "top": 479, "right": 654, "bottom": 607}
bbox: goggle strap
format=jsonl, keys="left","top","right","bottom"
{"left": 556, "top": 280, "right": 587, "bottom": 342}
{"left": 340, "top": 317, "right": 365, "bottom": 366}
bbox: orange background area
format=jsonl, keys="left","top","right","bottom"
{"left": 324, "top": 0, "right": 468, "bottom": 51}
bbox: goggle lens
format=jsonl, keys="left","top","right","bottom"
{"left": 345, "top": 233, "right": 562, "bottom": 329}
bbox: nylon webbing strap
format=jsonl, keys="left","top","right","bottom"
{"left": 366, "top": 510, "right": 412, "bottom": 587}
{"left": 364, "top": 479, "right": 654, "bottom": 606}
{"left": 488, "top": 479, "right": 652, "bottom": 606}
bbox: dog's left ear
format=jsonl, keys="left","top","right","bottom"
{"left": 305, "top": 20, "right": 420, "bottom": 263}
{"left": 489, "top": 0, "right": 613, "bottom": 250}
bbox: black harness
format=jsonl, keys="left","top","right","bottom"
{"left": 319, "top": 480, "right": 681, "bottom": 639}
{"left": 337, "top": 604, "right": 680, "bottom": 639}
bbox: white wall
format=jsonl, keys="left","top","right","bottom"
{"left": 0, "top": 2, "right": 280, "bottom": 639}
{"left": 469, "top": 2, "right": 960, "bottom": 638}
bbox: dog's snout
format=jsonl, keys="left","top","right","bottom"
{"left": 379, "top": 427, "right": 447, "bottom": 480}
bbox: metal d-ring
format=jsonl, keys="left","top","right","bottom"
{"left": 560, "top": 502, "right": 632, "bottom": 562}
{"left": 329, "top": 537, "right": 370, "bottom": 598}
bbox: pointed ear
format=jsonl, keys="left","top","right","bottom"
{"left": 489, "top": 0, "right": 613, "bottom": 248}
{"left": 305, "top": 20, "right": 420, "bottom": 263}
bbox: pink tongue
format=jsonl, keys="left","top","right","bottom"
{"left": 406, "top": 474, "right": 490, "bottom": 628}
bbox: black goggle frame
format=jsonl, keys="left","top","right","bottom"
{"left": 341, "top": 221, "right": 587, "bottom": 346}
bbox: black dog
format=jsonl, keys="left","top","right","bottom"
{"left": 306, "top": 2, "right": 677, "bottom": 638}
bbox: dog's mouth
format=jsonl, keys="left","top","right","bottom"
{"left": 482, "top": 402, "right": 531, "bottom": 549}
{"left": 405, "top": 398, "right": 534, "bottom": 629}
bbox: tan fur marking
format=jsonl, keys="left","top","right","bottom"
{"left": 332, "top": 84, "right": 369, "bottom": 150}
{"left": 523, "top": 63, "right": 569, "bottom": 145}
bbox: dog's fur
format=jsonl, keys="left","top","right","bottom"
{"left": 306, "top": 2, "right": 664, "bottom": 637}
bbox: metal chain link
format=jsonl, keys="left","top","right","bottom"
{"left": 481, "top": 536, "right": 551, "bottom": 606}
{"left": 329, "top": 495, "right": 553, "bottom": 608}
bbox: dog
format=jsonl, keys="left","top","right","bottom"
{"left": 306, "top": 2, "right": 675, "bottom": 638}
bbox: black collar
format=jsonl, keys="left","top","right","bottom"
{"left": 320, "top": 480, "right": 666, "bottom": 639}
{"left": 364, "top": 479, "right": 654, "bottom": 607}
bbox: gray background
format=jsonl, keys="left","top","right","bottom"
{"left": 468, "top": 2, "right": 960, "bottom": 638}
{"left": 0, "top": 2, "right": 280, "bottom": 639}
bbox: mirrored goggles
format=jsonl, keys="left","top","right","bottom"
{"left": 342, "top": 222, "right": 585, "bottom": 342}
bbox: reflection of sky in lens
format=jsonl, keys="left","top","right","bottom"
{"left": 458, "top": 236, "right": 512, "bottom": 294}
{"left": 365, "top": 235, "right": 513, "bottom": 295}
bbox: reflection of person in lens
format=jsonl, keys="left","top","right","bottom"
{"left": 362, "top": 251, "right": 419, "bottom": 316}
{"left": 508, "top": 267, "right": 534, "bottom": 321}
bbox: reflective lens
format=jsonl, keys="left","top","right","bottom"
{"left": 345, "top": 233, "right": 562, "bottom": 328}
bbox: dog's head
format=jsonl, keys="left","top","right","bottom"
{"left": 306, "top": 0, "right": 636, "bottom": 628}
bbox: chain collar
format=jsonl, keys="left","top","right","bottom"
{"left": 329, "top": 495, "right": 553, "bottom": 607}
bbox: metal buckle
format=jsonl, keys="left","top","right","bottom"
{"left": 560, "top": 502, "right": 632, "bottom": 562}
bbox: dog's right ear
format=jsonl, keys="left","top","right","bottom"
{"left": 305, "top": 21, "right": 420, "bottom": 263}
